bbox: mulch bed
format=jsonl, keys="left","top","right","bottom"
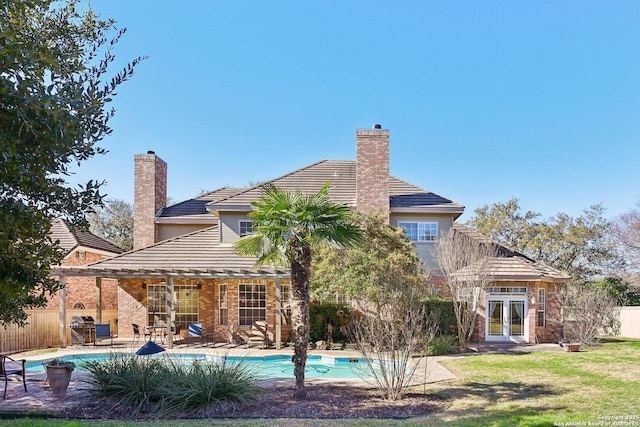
{"left": 59, "top": 385, "right": 442, "bottom": 420}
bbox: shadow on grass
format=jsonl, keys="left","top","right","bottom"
{"left": 433, "top": 381, "right": 565, "bottom": 426}
{"left": 437, "top": 381, "right": 558, "bottom": 403}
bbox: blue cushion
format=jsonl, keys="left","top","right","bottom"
{"left": 188, "top": 323, "right": 202, "bottom": 337}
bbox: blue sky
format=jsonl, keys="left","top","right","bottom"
{"left": 72, "top": 1, "right": 640, "bottom": 221}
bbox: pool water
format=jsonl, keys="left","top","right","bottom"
{"left": 27, "top": 354, "right": 374, "bottom": 380}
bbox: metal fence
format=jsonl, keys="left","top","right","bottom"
{"left": 0, "top": 309, "right": 118, "bottom": 354}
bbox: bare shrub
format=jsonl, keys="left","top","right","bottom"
{"left": 434, "top": 227, "right": 498, "bottom": 350}
{"left": 346, "top": 269, "right": 438, "bottom": 401}
{"left": 558, "top": 283, "right": 621, "bottom": 346}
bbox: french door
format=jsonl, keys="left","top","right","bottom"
{"left": 486, "top": 297, "right": 528, "bottom": 342}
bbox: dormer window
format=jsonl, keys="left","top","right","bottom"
{"left": 239, "top": 220, "right": 253, "bottom": 237}
{"left": 398, "top": 222, "right": 438, "bottom": 242}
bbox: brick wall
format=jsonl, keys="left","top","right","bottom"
{"left": 356, "top": 127, "right": 390, "bottom": 223}
{"left": 117, "top": 277, "right": 293, "bottom": 342}
{"left": 47, "top": 250, "right": 118, "bottom": 310}
{"left": 134, "top": 152, "right": 167, "bottom": 249}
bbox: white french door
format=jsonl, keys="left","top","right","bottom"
{"left": 486, "top": 297, "right": 528, "bottom": 342}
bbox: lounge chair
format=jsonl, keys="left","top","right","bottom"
{"left": 237, "top": 321, "right": 273, "bottom": 348}
{"left": 187, "top": 323, "right": 213, "bottom": 345}
{"left": 132, "top": 323, "right": 151, "bottom": 344}
{"left": 95, "top": 323, "right": 114, "bottom": 346}
{"left": 1, "top": 354, "right": 27, "bottom": 399}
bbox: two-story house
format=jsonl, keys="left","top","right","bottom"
{"left": 54, "top": 125, "right": 569, "bottom": 346}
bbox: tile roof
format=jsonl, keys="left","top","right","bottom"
{"left": 205, "top": 160, "right": 464, "bottom": 213}
{"left": 157, "top": 187, "right": 243, "bottom": 219}
{"left": 53, "top": 226, "right": 287, "bottom": 278}
{"left": 452, "top": 223, "right": 571, "bottom": 282}
{"left": 50, "top": 218, "right": 124, "bottom": 255}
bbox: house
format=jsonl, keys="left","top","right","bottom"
{"left": 52, "top": 125, "right": 569, "bottom": 347}
{"left": 48, "top": 218, "right": 123, "bottom": 313}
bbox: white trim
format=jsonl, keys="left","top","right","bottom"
{"left": 238, "top": 219, "right": 253, "bottom": 237}
{"left": 485, "top": 296, "right": 529, "bottom": 343}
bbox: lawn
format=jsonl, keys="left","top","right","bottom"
{"left": 2, "top": 339, "right": 639, "bottom": 426}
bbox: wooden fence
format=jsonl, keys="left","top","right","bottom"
{"left": 0, "top": 309, "right": 118, "bottom": 354}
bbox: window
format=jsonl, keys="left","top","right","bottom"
{"left": 174, "top": 285, "right": 199, "bottom": 330}
{"left": 398, "top": 222, "right": 438, "bottom": 242}
{"left": 72, "top": 302, "right": 85, "bottom": 309}
{"left": 76, "top": 251, "right": 86, "bottom": 260}
{"left": 537, "top": 288, "right": 546, "bottom": 327}
{"left": 147, "top": 284, "right": 199, "bottom": 329}
{"left": 239, "top": 220, "right": 253, "bottom": 236}
{"left": 280, "top": 283, "right": 292, "bottom": 325}
{"left": 147, "top": 284, "right": 167, "bottom": 326}
{"left": 488, "top": 287, "right": 528, "bottom": 294}
{"left": 238, "top": 283, "right": 266, "bottom": 326}
{"left": 218, "top": 283, "right": 228, "bottom": 325}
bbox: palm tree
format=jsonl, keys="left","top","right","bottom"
{"left": 234, "top": 182, "right": 362, "bottom": 398}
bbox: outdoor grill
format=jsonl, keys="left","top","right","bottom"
{"left": 69, "top": 315, "right": 96, "bottom": 345}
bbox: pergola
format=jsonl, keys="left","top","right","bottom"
{"left": 50, "top": 265, "right": 290, "bottom": 349}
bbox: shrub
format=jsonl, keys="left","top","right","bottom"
{"left": 428, "top": 335, "right": 460, "bottom": 355}
{"left": 309, "top": 304, "right": 351, "bottom": 342}
{"left": 83, "top": 354, "right": 261, "bottom": 417}
{"left": 423, "top": 298, "right": 457, "bottom": 336}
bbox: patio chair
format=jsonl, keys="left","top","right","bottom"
{"left": 95, "top": 323, "right": 114, "bottom": 346}
{"left": 187, "top": 323, "right": 213, "bottom": 345}
{"left": 132, "top": 323, "right": 151, "bottom": 344}
{"left": 1, "top": 354, "right": 27, "bottom": 399}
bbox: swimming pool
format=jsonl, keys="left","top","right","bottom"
{"left": 27, "top": 353, "right": 374, "bottom": 380}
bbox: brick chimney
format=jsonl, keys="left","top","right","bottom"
{"left": 134, "top": 151, "right": 167, "bottom": 249}
{"left": 356, "top": 124, "right": 390, "bottom": 223}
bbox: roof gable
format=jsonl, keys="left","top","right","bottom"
{"left": 50, "top": 218, "right": 124, "bottom": 255}
{"left": 452, "top": 223, "right": 571, "bottom": 282}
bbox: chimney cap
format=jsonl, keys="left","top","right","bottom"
{"left": 147, "top": 150, "right": 155, "bottom": 155}
{"left": 373, "top": 124, "right": 382, "bottom": 130}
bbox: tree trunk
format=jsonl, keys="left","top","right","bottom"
{"left": 290, "top": 244, "right": 311, "bottom": 399}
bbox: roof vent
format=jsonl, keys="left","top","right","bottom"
{"left": 373, "top": 124, "right": 382, "bottom": 130}
{"left": 147, "top": 150, "right": 155, "bottom": 155}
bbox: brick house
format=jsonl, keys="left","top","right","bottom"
{"left": 53, "top": 125, "right": 569, "bottom": 347}
{"left": 47, "top": 218, "right": 123, "bottom": 312}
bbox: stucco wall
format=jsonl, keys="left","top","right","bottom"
{"left": 618, "top": 307, "right": 640, "bottom": 339}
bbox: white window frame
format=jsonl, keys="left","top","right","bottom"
{"left": 218, "top": 283, "right": 228, "bottom": 325}
{"left": 239, "top": 220, "right": 253, "bottom": 237}
{"left": 238, "top": 283, "right": 266, "bottom": 326}
{"left": 398, "top": 221, "right": 439, "bottom": 242}
{"left": 537, "top": 288, "right": 546, "bottom": 327}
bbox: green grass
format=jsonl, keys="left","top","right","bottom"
{"left": 422, "top": 339, "right": 640, "bottom": 426}
{"left": 1, "top": 340, "right": 639, "bottom": 425}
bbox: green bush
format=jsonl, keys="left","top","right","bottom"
{"left": 309, "top": 303, "right": 351, "bottom": 342}
{"left": 423, "top": 298, "right": 457, "bottom": 336}
{"left": 428, "top": 335, "right": 460, "bottom": 355}
{"left": 83, "top": 354, "right": 261, "bottom": 416}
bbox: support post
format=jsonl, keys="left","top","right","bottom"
{"left": 166, "top": 276, "right": 173, "bottom": 349}
{"left": 95, "top": 277, "right": 103, "bottom": 324}
{"left": 59, "top": 277, "right": 67, "bottom": 348}
{"left": 275, "top": 277, "right": 282, "bottom": 350}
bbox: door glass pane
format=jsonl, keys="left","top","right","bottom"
{"left": 488, "top": 300, "right": 504, "bottom": 336}
{"left": 509, "top": 301, "right": 525, "bottom": 336}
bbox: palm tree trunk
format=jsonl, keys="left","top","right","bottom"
{"left": 290, "top": 244, "right": 311, "bottom": 399}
